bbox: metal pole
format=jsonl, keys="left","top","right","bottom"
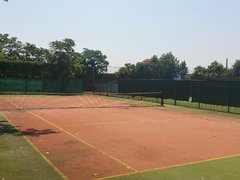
{"left": 227, "top": 85, "right": 230, "bottom": 113}
{"left": 161, "top": 92, "right": 164, "bottom": 106}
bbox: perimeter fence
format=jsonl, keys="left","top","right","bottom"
{"left": 118, "top": 79, "right": 240, "bottom": 114}
{"left": 0, "top": 77, "right": 83, "bottom": 93}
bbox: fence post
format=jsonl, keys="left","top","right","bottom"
{"left": 198, "top": 84, "right": 201, "bottom": 109}
{"left": 174, "top": 87, "right": 177, "bottom": 105}
{"left": 161, "top": 92, "right": 164, "bottom": 106}
{"left": 227, "top": 86, "right": 230, "bottom": 113}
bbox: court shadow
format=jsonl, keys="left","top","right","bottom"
{"left": 0, "top": 120, "right": 22, "bottom": 136}
{"left": 0, "top": 120, "right": 60, "bottom": 137}
{"left": 21, "top": 128, "right": 60, "bottom": 137}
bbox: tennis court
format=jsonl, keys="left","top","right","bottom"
{"left": 1, "top": 94, "right": 240, "bottom": 179}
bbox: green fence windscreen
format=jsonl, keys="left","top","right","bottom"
{"left": 0, "top": 78, "right": 83, "bottom": 93}
{"left": 94, "top": 81, "right": 118, "bottom": 93}
{"left": 118, "top": 79, "right": 240, "bottom": 107}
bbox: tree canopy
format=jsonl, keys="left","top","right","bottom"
{"left": 191, "top": 61, "right": 234, "bottom": 80}
{"left": 117, "top": 52, "right": 188, "bottom": 80}
{"left": 0, "top": 33, "right": 108, "bottom": 80}
{"left": 233, "top": 60, "right": 240, "bottom": 78}
{"left": 1, "top": 33, "right": 240, "bottom": 81}
{"left": 82, "top": 48, "right": 108, "bottom": 74}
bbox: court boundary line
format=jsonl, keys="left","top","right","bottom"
{"left": 28, "top": 111, "right": 138, "bottom": 172}
{"left": 97, "top": 153, "right": 240, "bottom": 180}
{"left": 0, "top": 112, "right": 68, "bottom": 180}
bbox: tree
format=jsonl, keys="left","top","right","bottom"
{"left": 71, "top": 52, "right": 85, "bottom": 79}
{"left": 178, "top": 61, "right": 188, "bottom": 79}
{"left": 116, "top": 52, "right": 187, "bottom": 80}
{"left": 135, "top": 62, "right": 153, "bottom": 79}
{"left": 0, "top": 33, "right": 50, "bottom": 62}
{"left": 0, "top": 34, "right": 24, "bottom": 60}
{"left": 82, "top": 48, "right": 108, "bottom": 76}
{"left": 117, "top": 63, "right": 135, "bottom": 79}
{"left": 222, "top": 68, "right": 233, "bottom": 79}
{"left": 37, "top": 48, "right": 52, "bottom": 63}
{"left": 191, "top": 66, "right": 207, "bottom": 80}
{"left": 49, "top": 38, "right": 85, "bottom": 79}
{"left": 233, "top": 59, "right": 240, "bottom": 78}
{"left": 22, "top": 43, "right": 49, "bottom": 62}
{"left": 159, "top": 52, "right": 179, "bottom": 79}
{"left": 150, "top": 55, "right": 158, "bottom": 63}
{"left": 49, "top": 38, "right": 75, "bottom": 55}
{"left": 206, "top": 61, "right": 225, "bottom": 79}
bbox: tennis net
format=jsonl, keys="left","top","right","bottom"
{"left": 0, "top": 92, "right": 164, "bottom": 111}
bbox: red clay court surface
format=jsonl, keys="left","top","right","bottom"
{"left": 2, "top": 95, "right": 240, "bottom": 179}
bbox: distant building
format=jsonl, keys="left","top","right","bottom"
{"left": 143, "top": 58, "right": 152, "bottom": 63}
{"left": 143, "top": 58, "right": 160, "bottom": 63}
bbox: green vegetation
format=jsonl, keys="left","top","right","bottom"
{"left": 137, "top": 96, "right": 240, "bottom": 114}
{"left": 233, "top": 60, "right": 240, "bottom": 77}
{"left": 117, "top": 53, "right": 188, "bottom": 80}
{"left": 106, "top": 156, "right": 240, "bottom": 180}
{"left": 0, "top": 33, "right": 108, "bottom": 81}
{"left": 116, "top": 54, "right": 240, "bottom": 81}
{"left": 1, "top": 33, "right": 240, "bottom": 83}
{"left": 0, "top": 114, "right": 64, "bottom": 180}
{"left": 191, "top": 60, "right": 240, "bottom": 80}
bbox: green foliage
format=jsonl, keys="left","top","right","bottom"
{"left": 191, "top": 61, "right": 235, "bottom": 80}
{"left": 0, "top": 34, "right": 105, "bottom": 79}
{"left": 159, "top": 52, "right": 179, "bottom": 79}
{"left": 117, "top": 63, "right": 136, "bottom": 79}
{"left": 135, "top": 62, "right": 153, "bottom": 78}
{"left": 82, "top": 48, "right": 109, "bottom": 78}
{"left": 222, "top": 68, "right": 233, "bottom": 79}
{"left": 117, "top": 52, "right": 187, "bottom": 80}
{"left": 49, "top": 38, "right": 78, "bottom": 79}
{"left": 0, "top": 33, "right": 50, "bottom": 63}
{"left": 49, "top": 38, "right": 75, "bottom": 54}
{"left": 178, "top": 61, "right": 188, "bottom": 79}
{"left": 150, "top": 55, "right": 158, "bottom": 63}
{"left": 207, "top": 61, "right": 225, "bottom": 79}
{"left": 191, "top": 66, "right": 207, "bottom": 80}
{"left": 0, "top": 60, "right": 48, "bottom": 78}
{"left": 0, "top": 34, "right": 23, "bottom": 60}
{"left": 233, "top": 59, "right": 240, "bottom": 78}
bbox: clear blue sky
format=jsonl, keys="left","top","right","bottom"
{"left": 1, "top": 0, "right": 240, "bottom": 72}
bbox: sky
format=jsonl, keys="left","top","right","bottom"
{"left": 1, "top": 0, "right": 240, "bottom": 72}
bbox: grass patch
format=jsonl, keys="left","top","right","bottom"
{"left": 164, "top": 104, "right": 240, "bottom": 120}
{"left": 137, "top": 96, "right": 240, "bottom": 115}
{"left": 106, "top": 155, "right": 240, "bottom": 180}
{"left": 0, "top": 113, "right": 64, "bottom": 180}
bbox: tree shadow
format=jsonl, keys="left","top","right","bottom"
{"left": 21, "top": 128, "right": 60, "bottom": 137}
{"left": 0, "top": 120, "right": 60, "bottom": 137}
{"left": 0, "top": 120, "right": 22, "bottom": 136}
